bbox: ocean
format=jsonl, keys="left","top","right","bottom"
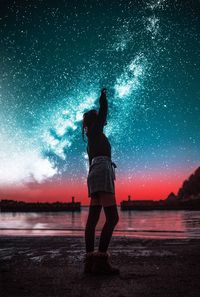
{"left": 1, "top": 207, "right": 200, "bottom": 239}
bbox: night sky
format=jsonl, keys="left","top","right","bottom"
{"left": 0, "top": 0, "right": 200, "bottom": 204}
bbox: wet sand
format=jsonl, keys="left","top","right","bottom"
{"left": 1, "top": 236, "right": 200, "bottom": 297}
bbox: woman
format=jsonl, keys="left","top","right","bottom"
{"left": 82, "top": 88, "right": 119, "bottom": 275}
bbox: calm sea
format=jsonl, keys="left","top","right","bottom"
{"left": 1, "top": 207, "right": 200, "bottom": 239}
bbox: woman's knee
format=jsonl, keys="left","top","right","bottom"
{"left": 105, "top": 210, "right": 119, "bottom": 227}
{"left": 113, "top": 212, "right": 119, "bottom": 226}
{"left": 86, "top": 206, "right": 102, "bottom": 228}
{"left": 85, "top": 218, "right": 98, "bottom": 235}
{"left": 86, "top": 216, "right": 98, "bottom": 230}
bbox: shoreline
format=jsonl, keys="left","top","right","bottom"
{"left": 1, "top": 236, "right": 200, "bottom": 297}
{"left": 0, "top": 229, "right": 193, "bottom": 240}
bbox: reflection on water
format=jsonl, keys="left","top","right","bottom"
{"left": 1, "top": 207, "right": 200, "bottom": 239}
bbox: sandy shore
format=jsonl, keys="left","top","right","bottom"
{"left": 1, "top": 236, "right": 200, "bottom": 297}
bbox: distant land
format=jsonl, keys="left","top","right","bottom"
{"left": 121, "top": 166, "right": 200, "bottom": 210}
{"left": 1, "top": 166, "right": 200, "bottom": 211}
{"left": 0, "top": 196, "right": 81, "bottom": 212}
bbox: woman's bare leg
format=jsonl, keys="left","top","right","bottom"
{"left": 85, "top": 199, "right": 102, "bottom": 253}
{"left": 98, "top": 192, "right": 119, "bottom": 252}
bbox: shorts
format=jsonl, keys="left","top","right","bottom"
{"left": 87, "top": 155, "right": 117, "bottom": 198}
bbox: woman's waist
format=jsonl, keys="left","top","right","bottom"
{"left": 91, "top": 156, "right": 117, "bottom": 168}
{"left": 91, "top": 155, "right": 111, "bottom": 164}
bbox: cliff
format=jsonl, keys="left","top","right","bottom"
{"left": 177, "top": 166, "right": 200, "bottom": 200}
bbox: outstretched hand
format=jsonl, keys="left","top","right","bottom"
{"left": 101, "top": 87, "right": 107, "bottom": 95}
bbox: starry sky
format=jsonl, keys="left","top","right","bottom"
{"left": 0, "top": 0, "right": 200, "bottom": 204}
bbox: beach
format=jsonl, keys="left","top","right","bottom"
{"left": 1, "top": 236, "right": 200, "bottom": 297}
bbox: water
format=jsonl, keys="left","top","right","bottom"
{"left": 1, "top": 207, "right": 200, "bottom": 239}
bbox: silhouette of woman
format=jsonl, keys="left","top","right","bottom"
{"left": 82, "top": 88, "right": 119, "bottom": 275}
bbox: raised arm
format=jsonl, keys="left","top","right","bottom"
{"left": 98, "top": 88, "right": 108, "bottom": 127}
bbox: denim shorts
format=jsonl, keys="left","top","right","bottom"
{"left": 87, "top": 156, "right": 117, "bottom": 197}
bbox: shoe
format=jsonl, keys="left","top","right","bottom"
{"left": 83, "top": 252, "right": 94, "bottom": 273}
{"left": 91, "top": 251, "right": 120, "bottom": 275}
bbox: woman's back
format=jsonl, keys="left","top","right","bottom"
{"left": 87, "top": 128, "right": 111, "bottom": 166}
{"left": 86, "top": 89, "right": 111, "bottom": 165}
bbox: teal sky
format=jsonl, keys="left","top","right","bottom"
{"left": 0, "top": 0, "right": 200, "bottom": 197}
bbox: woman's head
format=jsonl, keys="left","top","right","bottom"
{"left": 82, "top": 109, "right": 98, "bottom": 142}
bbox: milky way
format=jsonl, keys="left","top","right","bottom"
{"left": 0, "top": 0, "right": 200, "bottom": 198}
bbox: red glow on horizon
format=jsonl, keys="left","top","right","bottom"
{"left": 0, "top": 169, "right": 191, "bottom": 205}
